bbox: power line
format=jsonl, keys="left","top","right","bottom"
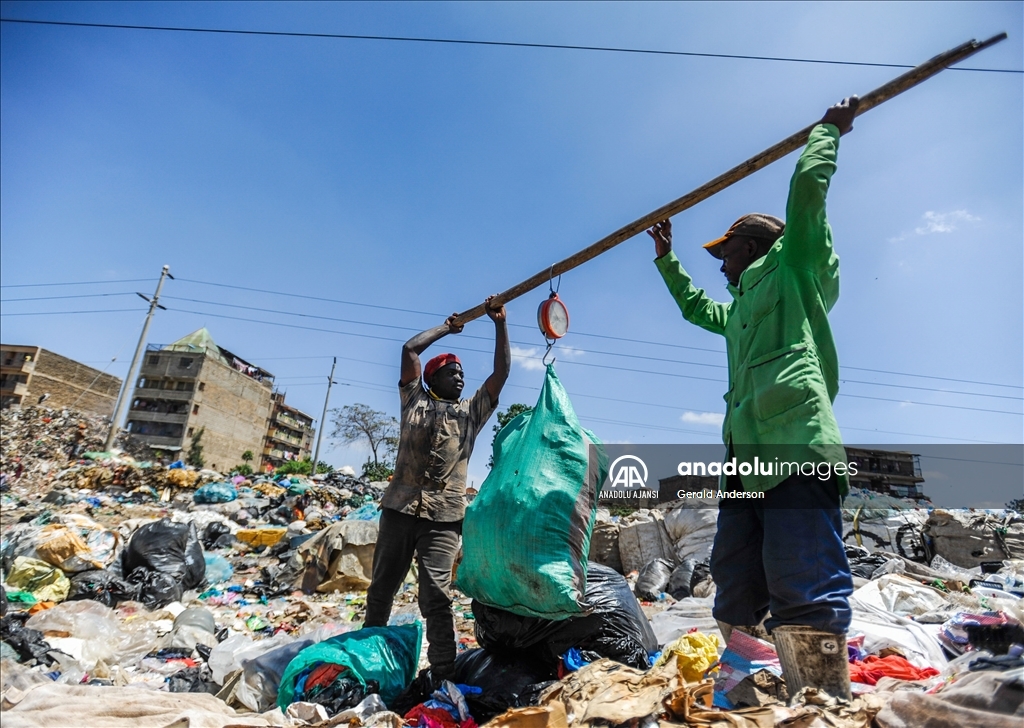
{"left": 0, "top": 278, "right": 152, "bottom": 288}
{"left": 160, "top": 294, "right": 1022, "bottom": 401}
{"left": 163, "top": 304, "right": 1022, "bottom": 416}
{"left": 8, "top": 299, "right": 1020, "bottom": 414}
{"left": 0, "top": 292, "right": 136, "bottom": 302}
{"left": 0, "top": 308, "right": 144, "bottom": 316}
{"left": 10, "top": 273, "right": 997, "bottom": 390}
{"left": 1, "top": 17, "right": 1019, "bottom": 74}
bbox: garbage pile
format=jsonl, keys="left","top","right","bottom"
{"left": 2, "top": 403, "right": 1023, "bottom": 727}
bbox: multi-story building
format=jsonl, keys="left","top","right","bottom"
{"left": 0, "top": 344, "right": 122, "bottom": 417}
{"left": 261, "top": 391, "right": 315, "bottom": 472}
{"left": 125, "top": 328, "right": 275, "bottom": 471}
{"left": 845, "top": 447, "right": 925, "bottom": 498}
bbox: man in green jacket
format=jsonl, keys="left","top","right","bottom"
{"left": 649, "top": 97, "right": 860, "bottom": 700}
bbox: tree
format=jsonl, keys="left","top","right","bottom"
{"left": 1007, "top": 498, "right": 1024, "bottom": 513}
{"left": 330, "top": 404, "right": 399, "bottom": 467}
{"left": 487, "top": 403, "right": 533, "bottom": 468}
{"left": 362, "top": 458, "right": 394, "bottom": 482}
{"left": 276, "top": 458, "right": 313, "bottom": 476}
{"left": 316, "top": 460, "right": 334, "bottom": 475}
{"left": 241, "top": 450, "right": 254, "bottom": 465}
{"left": 186, "top": 427, "right": 206, "bottom": 468}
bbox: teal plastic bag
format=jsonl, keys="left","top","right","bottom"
{"left": 456, "top": 365, "right": 608, "bottom": 620}
{"left": 277, "top": 623, "right": 422, "bottom": 708}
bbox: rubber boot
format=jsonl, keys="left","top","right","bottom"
{"left": 772, "top": 626, "right": 851, "bottom": 701}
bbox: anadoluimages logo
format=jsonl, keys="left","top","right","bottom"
{"left": 607, "top": 454, "right": 648, "bottom": 489}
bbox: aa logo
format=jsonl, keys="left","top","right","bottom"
{"left": 608, "top": 455, "right": 648, "bottom": 489}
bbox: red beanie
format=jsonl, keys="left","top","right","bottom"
{"left": 424, "top": 353, "right": 461, "bottom": 384}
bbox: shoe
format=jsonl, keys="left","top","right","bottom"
{"left": 772, "top": 625, "right": 851, "bottom": 701}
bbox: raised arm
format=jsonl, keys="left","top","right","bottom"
{"left": 783, "top": 97, "right": 858, "bottom": 271}
{"left": 483, "top": 295, "right": 510, "bottom": 404}
{"left": 399, "top": 315, "right": 463, "bottom": 386}
{"left": 650, "top": 219, "right": 730, "bottom": 335}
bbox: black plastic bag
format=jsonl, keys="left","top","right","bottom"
{"left": 1, "top": 614, "right": 59, "bottom": 666}
{"left": 666, "top": 560, "right": 711, "bottom": 600}
{"left": 68, "top": 569, "right": 141, "bottom": 608}
{"left": 122, "top": 519, "right": 206, "bottom": 608}
{"left": 452, "top": 648, "right": 556, "bottom": 722}
{"left": 167, "top": 665, "right": 218, "bottom": 693}
{"left": 635, "top": 558, "right": 674, "bottom": 601}
{"left": 474, "top": 563, "right": 658, "bottom": 670}
{"left": 844, "top": 545, "right": 894, "bottom": 580}
{"left": 1, "top": 585, "right": 7, "bottom": 618}
{"left": 202, "top": 522, "right": 232, "bottom": 550}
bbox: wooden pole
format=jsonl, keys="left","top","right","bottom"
{"left": 453, "top": 33, "right": 1007, "bottom": 326}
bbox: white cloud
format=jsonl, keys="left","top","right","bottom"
{"left": 510, "top": 345, "right": 545, "bottom": 371}
{"left": 914, "top": 210, "right": 979, "bottom": 235}
{"left": 680, "top": 410, "right": 725, "bottom": 426}
{"left": 891, "top": 209, "right": 980, "bottom": 242}
{"left": 557, "top": 346, "right": 585, "bottom": 358}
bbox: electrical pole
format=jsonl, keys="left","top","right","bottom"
{"left": 311, "top": 357, "right": 336, "bottom": 475}
{"left": 105, "top": 265, "right": 172, "bottom": 451}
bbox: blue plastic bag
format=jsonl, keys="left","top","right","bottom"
{"left": 194, "top": 482, "right": 237, "bottom": 504}
{"left": 204, "top": 553, "right": 234, "bottom": 584}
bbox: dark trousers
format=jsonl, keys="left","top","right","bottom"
{"left": 710, "top": 471, "right": 853, "bottom": 634}
{"left": 364, "top": 508, "right": 462, "bottom": 669}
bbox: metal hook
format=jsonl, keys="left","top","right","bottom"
{"left": 542, "top": 338, "right": 556, "bottom": 366}
{"left": 548, "top": 265, "right": 561, "bottom": 295}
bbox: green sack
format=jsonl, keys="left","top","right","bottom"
{"left": 277, "top": 622, "right": 421, "bottom": 708}
{"left": 456, "top": 365, "right": 608, "bottom": 620}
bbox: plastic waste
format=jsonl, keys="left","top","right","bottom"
{"left": 208, "top": 632, "right": 297, "bottom": 685}
{"left": 345, "top": 503, "right": 382, "bottom": 521}
{"left": 278, "top": 623, "right": 422, "bottom": 708}
{"left": 473, "top": 563, "right": 658, "bottom": 670}
{"left": 0, "top": 614, "right": 59, "bottom": 666}
{"left": 24, "top": 599, "right": 158, "bottom": 670}
{"left": 635, "top": 558, "right": 674, "bottom": 600}
{"left": 666, "top": 560, "right": 711, "bottom": 600}
{"left": 6, "top": 556, "right": 71, "bottom": 602}
{"left": 236, "top": 527, "right": 287, "bottom": 547}
{"left": 654, "top": 631, "right": 721, "bottom": 682}
{"left": 202, "top": 522, "right": 232, "bottom": 550}
{"left": 450, "top": 648, "right": 555, "bottom": 722}
{"left": 194, "top": 482, "right": 238, "bottom": 504}
{"left": 235, "top": 637, "right": 316, "bottom": 711}
{"left": 67, "top": 569, "right": 141, "bottom": 608}
{"left": 121, "top": 518, "right": 206, "bottom": 608}
{"left": 458, "top": 365, "right": 608, "bottom": 620}
{"left": 204, "top": 553, "right": 233, "bottom": 584}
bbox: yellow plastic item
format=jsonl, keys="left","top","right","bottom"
{"left": 654, "top": 631, "right": 721, "bottom": 683}
{"left": 6, "top": 556, "right": 71, "bottom": 603}
{"left": 166, "top": 469, "right": 200, "bottom": 488}
{"left": 235, "top": 528, "right": 287, "bottom": 547}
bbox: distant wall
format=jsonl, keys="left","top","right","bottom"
{"left": 28, "top": 349, "right": 122, "bottom": 417}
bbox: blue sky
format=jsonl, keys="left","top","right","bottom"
{"left": 2, "top": 1, "right": 1021, "bottom": 488}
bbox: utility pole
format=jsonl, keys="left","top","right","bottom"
{"left": 104, "top": 265, "right": 172, "bottom": 451}
{"left": 310, "top": 357, "right": 337, "bottom": 475}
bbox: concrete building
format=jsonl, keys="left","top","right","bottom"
{"left": 126, "top": 328, "right": 276, "bottom": 471}
{"left": 845, "top": 447, "right": 925, "bottom": 499}
{"left": 0, "top": 344, "right": 122, "bottom": 417}
{"left": 261, "top": 391, "right": 315, "bottom": 472}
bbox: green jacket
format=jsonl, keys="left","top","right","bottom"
{"left": 656, "top": 123, "right": 847, "bottom": 493}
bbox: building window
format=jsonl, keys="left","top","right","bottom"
{"left": 179, "top": 357, "right": 193, "bottom": 369}
{"left": 198, "top": 382, "right": 206, "bottom": 391}
{"left": 192, "top": 404, "right": 200, "bottom": 415}
{"left": 176, "top": 381, "right": 194, "bottom": 391}
{"left": 187, "top": 427, "right": 194, "bottom": 437}
{"left": 148, "top": 355, "right": 160, "bottom": 366}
